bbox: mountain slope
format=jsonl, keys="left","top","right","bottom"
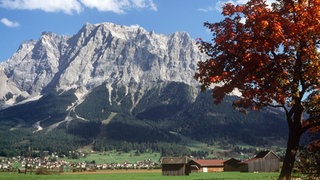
{"left": 0, "top": 22, "right": 287, "bottom": 157}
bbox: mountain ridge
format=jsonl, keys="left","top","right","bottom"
{"left": 1, "top": 22, "right": 202, "bottom": 107}
{"left": 0, "top": 22, "right": 287, "bottom": 157}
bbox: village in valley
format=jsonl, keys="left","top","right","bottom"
{"left": 0, "top": 153, "right": 159, "bottom": 174}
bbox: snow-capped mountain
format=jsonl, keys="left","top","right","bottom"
{"left": 0, "top": 22, "right": 202, "bottom": 109}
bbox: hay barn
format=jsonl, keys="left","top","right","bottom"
{"left": 224, "top": 158, "right": 241, "bottom": 171}
{"left": 239, "top": 150, "right": 280, "bottom": 172}
{"left": 161, "top": 157, "right": 190, "bottom": 176}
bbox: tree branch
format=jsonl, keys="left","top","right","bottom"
{"left": 265, "top": 102, "right": 293, "bottom": 127}
{"left": 302, "top": 116, "right": 320, "bottom": 133}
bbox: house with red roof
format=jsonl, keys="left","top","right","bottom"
{"left": 189, "top": 159, "right": 225, "bottom": 173}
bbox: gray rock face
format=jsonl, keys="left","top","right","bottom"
{"left": 0, "top": 22, "right": 205, "bottom": 108}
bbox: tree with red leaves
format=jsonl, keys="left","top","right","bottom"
{"left": 195, "top": 0, "right": 320, "bottom": 179}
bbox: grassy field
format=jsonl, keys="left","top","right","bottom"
{"left": 0, "top": 170, "right": 280, "bottom": 180}
{"left": 62, "top": 151, "right": 161, "bottom": 164}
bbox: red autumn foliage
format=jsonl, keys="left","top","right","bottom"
{"left": 195, "top": 0, "right": 320, "bottom": 179}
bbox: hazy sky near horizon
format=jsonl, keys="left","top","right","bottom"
{"left": 0, "top": 0, "right": 250, "bottom": 62}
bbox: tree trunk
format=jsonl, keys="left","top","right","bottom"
{"left": 279, "top": 108, "right": 303, "bottom": 180}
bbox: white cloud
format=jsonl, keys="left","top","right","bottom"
{"left": 131, "top": 0, "right": 157, "bottom": 11}
{"left": 80, "top": 0, "right": 157, "bottom": 14}
{"left": 0, "top": 0, "right": 83, "bottom": 14}
{"left": 80, "top": 0, "right": 127, "bottom": 14}
{"left": 197, "top": 6, "right": 214, "bottom": 13}
{"left": 0, "top": 0, "right": 157, "bottom": 14}
{"left": 0, "top": 18, "right": 20, "bottom": 28}
{"left": 136, "top": 0, "right": 157, "bottom": 11}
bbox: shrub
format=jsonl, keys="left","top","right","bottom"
{"left": 35, "top": 168, "right": 60, "bottom": 175}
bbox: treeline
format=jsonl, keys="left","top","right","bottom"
{"left": 0, "top": 129, "right": 89, "bottom": 157}
{"left": 93, "top": 140, "right": 208, "bottom": 158}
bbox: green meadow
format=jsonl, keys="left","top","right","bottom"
{"left": 62, "top": 151, "right": 161, "bottom": 164}
{"left": 0, "top": 171, "right": 280, "bottom": 180}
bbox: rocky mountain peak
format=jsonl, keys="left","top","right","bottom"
{"left": 0, "top": 22, "right": 205, "bottom": 108}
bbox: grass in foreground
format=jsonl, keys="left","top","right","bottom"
{"left": 0, "top": 171, "right": 279, "bottom": 180}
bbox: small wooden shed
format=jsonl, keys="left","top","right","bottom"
{"left": 161, "top": 157, "right": 190, "bottom": 176}
{"left": 224, "top": 158, "right": 241, "bottom": 171}
{"left": 189, "top": 159, "right": 225, "bottom": 173}
{"left": 239, "top": 150, "right": 280, "bottom": 172}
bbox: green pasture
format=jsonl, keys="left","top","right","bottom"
{"left": 0, "top": 171, "right": 280, "bottom": 180}
{"left": 63, "top": 151, "right": 161, "bottom": 164}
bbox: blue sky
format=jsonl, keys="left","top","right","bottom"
{"left": 0, "top": 0, "right": 247, "bottom": 62}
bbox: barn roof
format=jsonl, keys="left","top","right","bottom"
{"left": 191, "top": 159, "right": 225, "bottom": 167}
{"left": 161, "top": 157, "right": 189, "bottom": 164}
{"left": 224, "top": 158, "right": 241, "bottom": 164}
{"left": 255, "top": 150, "right": 280, "bottom": 159}
{"left": 255, "top": 151, "right": 271, "bottom": 158}
{"left": 240, "top": 150, "right": 280, "bottom": 164}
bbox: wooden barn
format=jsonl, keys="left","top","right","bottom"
{"left": 189, "top": 159, "right": 225, "bottom": 173}
{"left": 224, "top": 158, "right": 241, "bottom": 171}
{"left": 161, "top": 157, "right": 191, "bottom": 176}
{"left": 239, "top": 151, "right": 280, "bottom": 172}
